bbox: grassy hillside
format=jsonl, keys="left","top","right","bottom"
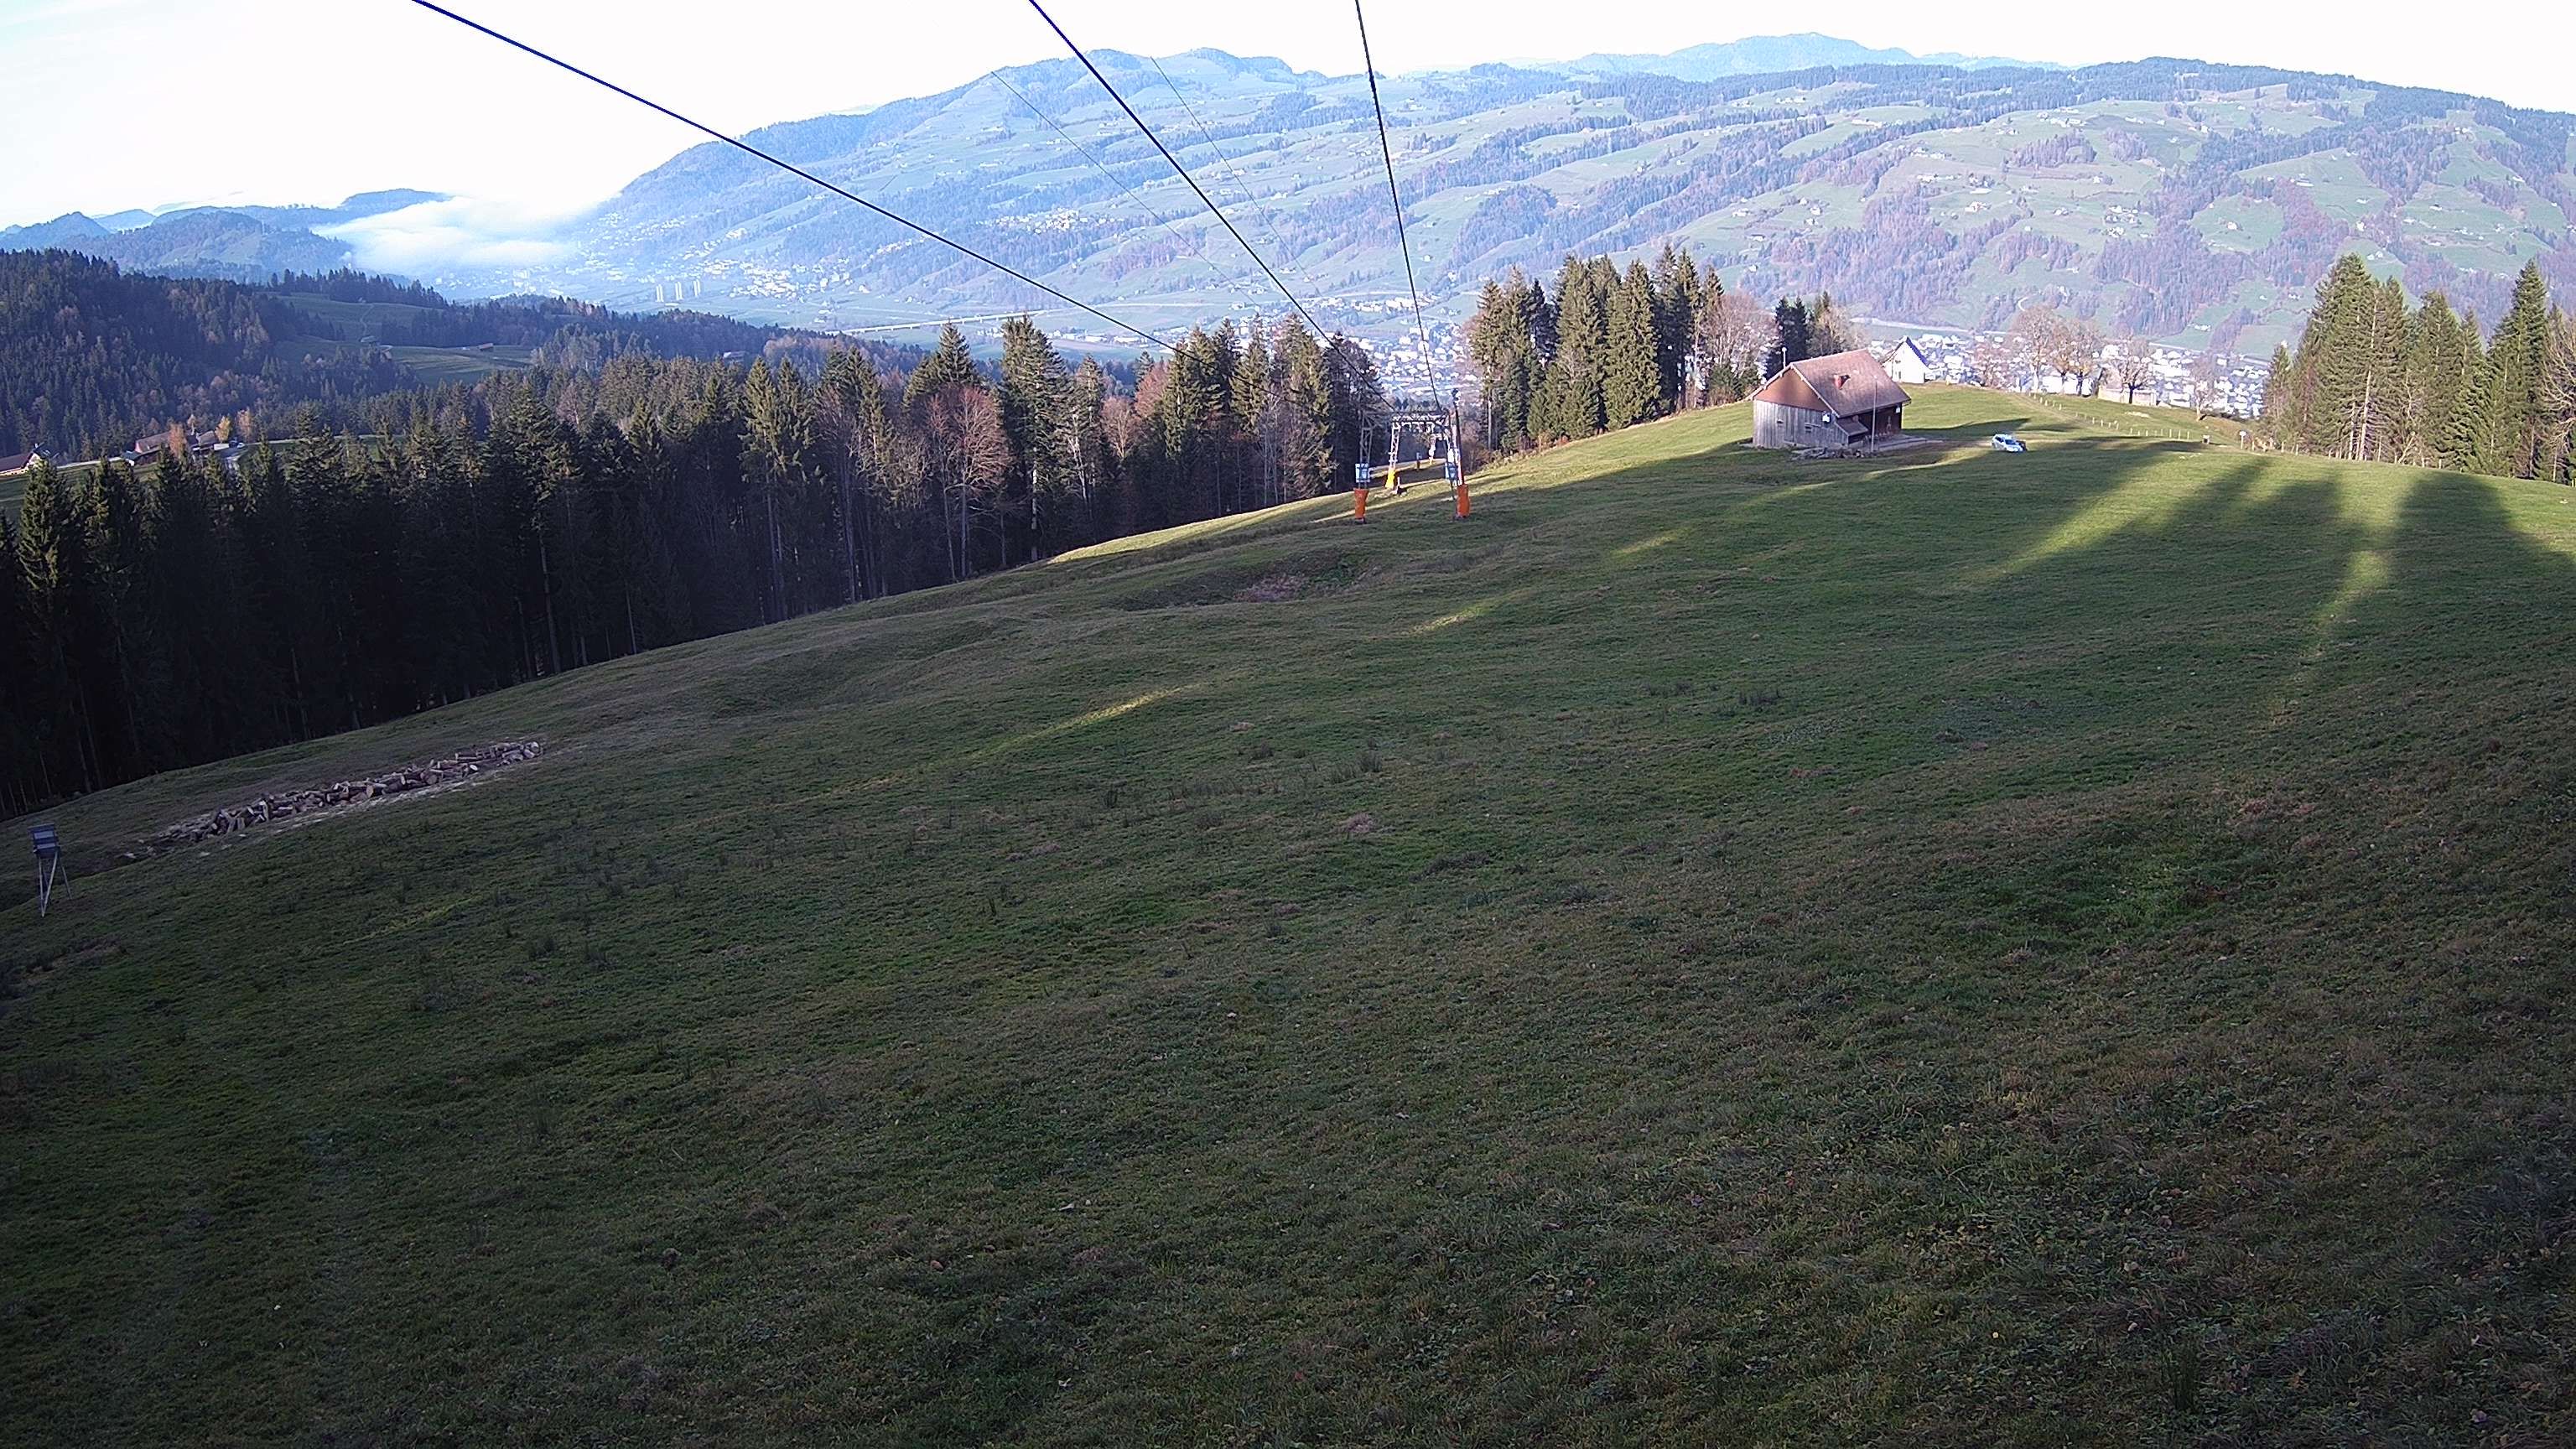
{"left": 6, "top": 387, "right": 2575, "bottom": 1444}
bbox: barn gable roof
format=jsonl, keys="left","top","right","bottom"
{"left": 1752, "top": 348, "right": 1910, "bottom": 417}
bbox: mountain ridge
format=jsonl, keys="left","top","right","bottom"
{"left": 8, "top": 40, "right": 2568, "bottom": 371}
{"left": 1534, "top": 31, "right": 2062, "bottom": 80}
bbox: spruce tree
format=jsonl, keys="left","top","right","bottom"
{"left": 2262, "top": 344, "right": 2295, "bottom": 443}
{"left": 1067, "top": 356, "right": 1114, "bottom": 532}
{"left": 905, "top": 324, "right": 981, "bottom": 411}
{"left": 0, "top": 512, "right": 39, "bottom": 812}
{"left": 1769, "top": 299, "right": 1812, "bottom": 374}
{"left": 2398, "top": 293, "right": 2467, "bottom": 467}
{"left": 997, "top": 316, "right": 1071, "bottom": 562}
{"left": 15, "top": 460, "right": 102, "bottom": 790}
{"left": 1602, "top": 262, "right": 1664, "bottom": 430}
{"left": 1231, "top": 325, "right": 1275, "bottom": 511}
{"left": 2295, "top": 255, "right": 2376, "bottom": 458}
{"left": 2364, "top": 275, "right": 2409, "bottom": 460}
{"left": 2471, "top": 262, "right": 2552, "bottom": 479}
{"left": 1540, "top": 257, "right": 1607, "bottom": 439}
{"left": 2444, "top": 311, "right": 2491, "bottom": 474}
{"left": 1649, "top": 242, "right": 1699, "bottom": 408}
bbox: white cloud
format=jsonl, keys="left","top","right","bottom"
{"left": 319, "top": 195, "right": 581, "bottom": 275}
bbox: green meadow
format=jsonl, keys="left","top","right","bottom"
{"left": 6, "top": 387, "right": 2574, "bottom": 1445}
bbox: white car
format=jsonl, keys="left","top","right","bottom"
{"left": 1991, "top": 434, "right": 2028, "bottom": 452}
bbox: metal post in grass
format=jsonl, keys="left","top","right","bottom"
{"left": 31, "top": 823, "right": 63, "bottom": 917}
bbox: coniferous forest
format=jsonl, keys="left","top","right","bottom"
{"left": 1, "top": 288, "right": 1386, "bottom": 811}
{"left": 2262, "top": 256, "right": 2576, "bottom": 480}
{"left": 1464, "top": 242, "right": 1855, "bottom": 454}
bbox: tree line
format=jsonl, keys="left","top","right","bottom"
{"left": 0, "top": 252, "right": 412, "bottom": 460}
{"left": 1463, "top": 243, "right": 1857, "bottom": 454}
{"left": 0, "top": 314, "right": 1387, "bottom": 810}
{"left": 0, "top": 252, "right": 899, "bottom": 464}
{"left": 2262, "top": 256, "right": 2576, "bottom": 480}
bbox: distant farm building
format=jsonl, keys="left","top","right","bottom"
{"left": 1750, "top": 350, "right": 1911, "bottom": 451}
{"left": 1877, "top": 337, "right": 1933, "bottom": 386}
{"left": 0, "top": 445, "right": 49, "bottom": 476}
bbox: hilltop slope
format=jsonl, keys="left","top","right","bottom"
{"left": 7, "top": 389, "right": 2576, "bottom": 1442}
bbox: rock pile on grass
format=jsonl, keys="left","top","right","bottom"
{"left": 140, "top": 740, "right": 543, "bottom": 853}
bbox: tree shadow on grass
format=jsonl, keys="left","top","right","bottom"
{"left": 1846, "top": 455, "right": 2576, "bottom": 1442}
{"left": 1358, "top": 423, "right": 2576, "bottom": 1442}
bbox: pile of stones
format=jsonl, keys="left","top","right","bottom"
{"left": 141, "top": 740, "right": 543, "bottom": 852}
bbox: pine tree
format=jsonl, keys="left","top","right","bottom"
{"left": 1230, "top": 325, "right": 1275, "bottom": 512}
{"left": 1067, "top": 356, "right": 1114, "bottom": 533}
{"left": 2297, "top": 256, "right": 2377, "bottom": 458}
{"left": 2363, "top": 275, "right": 2409, "bottom": 460}
{"left": 76, "top": 460, "right": 156, "bottom": 774}
{"left": 1270, "top": 319, "right": 1334, "bottom": 497}
{"left": 1769, "top": 299, "right": 1813, "bottom": 374}
{"left": 997, "top": 316, "right": 1071, "bottom": 564}
{"left": 1467, "top": 273, "right": 1542, "bottom": 450}
{"left": 1539, "top": 257, "right": 1607, "bottom": 440}
{"left": 2444, "top": 311, "right": 2491, "bottom": 473}
{"left": 2470, "top": 262, "right": 2553, "bottom": 479}
{"left": 2261, "top": 344, "right": 2295, "bottom": 443}
{"left": 1649, "top": 242, "right": 1700, "bottom": 409}
{"left": 0, "top": 512, "right": 40, "bottom": 813}
{"left": 821, "top": 348, "right": 891, "bottom": 600}
{"left": 1602, "top": 262, "right": 1664, "bottom": 430}
{"left": 905, "top": 324, "right": 980, "bottom": 411}
{"left": 2397, "top": 293, "right": 2468, "bottom": 467}
{"left": 15, "top": 460, "right": 103, "bottom": 790}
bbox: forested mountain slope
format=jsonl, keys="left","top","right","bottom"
{"left": 446, "top": 51, "right": 2571, "bottom": 360}
{"left": 0, "top": 253, "right": 885, "bottom": 459}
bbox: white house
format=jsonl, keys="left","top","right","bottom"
{"left": 1877, "top": 337, "right": 1933, "bottom": 387}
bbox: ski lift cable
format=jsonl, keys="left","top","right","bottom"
{"left": 1353, "top": 0, "right": 1447, "bottom": 408}
{"left": 402, "top": 0, "right": 1178, "bottom": 350}
{"left": 1142, "top": 54, "right": 1267, "bottom": 224}
{"left": 1021, "top": 0, "right": 1327, "bottom": 339}
{"left": 986, "top": 69, "right": 1236, "bottom": 292}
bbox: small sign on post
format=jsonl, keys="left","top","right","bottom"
{"left": 1352, "top": 462, "right": 1370, "bottom": 521}
{"left": 31, "top": 823, "right": 63, "bottom": 917}
{"left": 1446, "top": 458, "right": 1468, "bottom": 519}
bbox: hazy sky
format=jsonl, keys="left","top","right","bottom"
{"left": 3, "top": 0, "right": 2566, "bottom": 226}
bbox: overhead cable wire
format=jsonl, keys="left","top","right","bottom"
{"left": 1143, "top": 54, "right": 1265, "bottom": 220}
{"left": 1021, "top": 0, "right": 1327, "bottom": 338}
{"left": 1353, "top": 0, "right": 1444, "bottom": 402}
{"left": 402, "top": 0, "right": 1176, "bottom": 350}
{"left": 985, "top": 70, "right": 1233, "bottom": 290}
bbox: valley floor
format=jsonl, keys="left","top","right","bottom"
{"left": 6, "top": 387, "right": 2574, "bottom": 1444}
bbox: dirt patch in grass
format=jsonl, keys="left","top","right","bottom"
{"left": 2, "top": 939, "right": 121, "bottom": 1003}
{"left": 1117, "top": 549, "right": 1355, "bottom": 609}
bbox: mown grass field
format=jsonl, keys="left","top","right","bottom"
{"left": 385, "top": 343, "right": 537, "bottom": 382}
{"left": 7, "top": 386, "right": 2576, "bottom": 1446}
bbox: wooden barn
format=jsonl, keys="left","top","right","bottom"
{"left": 1750, "top": 349, "right": 1911, "bottom": 451}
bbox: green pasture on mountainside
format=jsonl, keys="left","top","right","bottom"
{"left": 6, "top": 386, "right": 2575, "bottom": 1444}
